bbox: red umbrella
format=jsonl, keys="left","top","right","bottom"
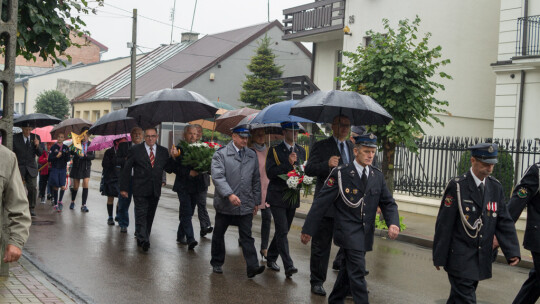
{"left": 32, "top": 126, "right": 55, "bottom": 143}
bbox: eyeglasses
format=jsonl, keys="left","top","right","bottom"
{"left": 332, "top": 123, "right": 351, "bottom": 128}
{"left": 145, "top": 135, "right": 157, "bottom": 138}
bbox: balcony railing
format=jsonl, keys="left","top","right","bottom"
{"left": 516, "top": 15, "right": 540, "bottom": 57}
{"left": 282, "top": 0, "right": 345, "bottom": 40}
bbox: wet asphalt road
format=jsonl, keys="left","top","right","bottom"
{"left": 25, "top": 172, "right": 530, "bottom": 304}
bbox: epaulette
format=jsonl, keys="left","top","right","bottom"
{"left": 216, "top": 146, "right": 225, "bottom": 152}
{"left": 337, "top": 163, "right": 350, "bottom": 170}
{"left": 371, "top": 166, "right": 382, "bottom": 172}
{"left": 536, "top": 163, "right": 540, "bottom": 168}
{"left": 488, "top": 175, "right": 502, "bottom": 185}
{"left": 450, "top": 174, "right": 467, "bottom": 184}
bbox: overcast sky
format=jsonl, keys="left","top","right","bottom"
{"left": 80, "top": 0, "right": 310, "bottom": 60}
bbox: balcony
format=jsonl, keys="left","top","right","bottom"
{"left": 515, "top": 15, "right": 540, "bottom": 57}
{"left": 282, "top": 0, "right": 345, "bottom": 41}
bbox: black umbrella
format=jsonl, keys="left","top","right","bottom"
{"left": 50, "top": 118, "right": 92, "bottom": 138}
{"left": 127, "top": 88, "right": 218, "bottom": 142}
{"left": 89, "top": 109, "right": 138, "bottom": 136}
{"left": 289, "top": 90, "right": 393, "bottom": 125}
{"left": 13, "top": 113, "right": 61, "bottom": 128}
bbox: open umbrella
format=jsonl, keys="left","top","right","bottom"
{"left": 89, "top": 109, "right": 138, "bottom": 136}
{"left": 88, "top": 134, "right": 131, "bottom": 152}
{"left": 236, "top": 113, "right": 305, "bottom": 135}
{"left": 50, "top": 118, "right": 92, "bottom": 138}
{"left": 214, "top": 107, "right": 259, "bottom": 135}
{"left": 289, "top": 90, "right": 393, "bottom": 125}
{"left": 14, "top": 113, "right": 61, "bottom": 128}
{"left": 126, "top": 88, "right": 218, "bottom": 143}
{"left": 32, "top": 126, "right": 55, "bottom": 143}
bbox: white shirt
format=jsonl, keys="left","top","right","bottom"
{"left": 144, "top": 142, "right": 157, "bottom": 157}
{"left": 354, "top": 160, "right": 369, "bottom": 179}
{"left": 283, "top": 141, "right": 294, "bottom": 152}
{"left": 470, "top": 168, "right": 485, "bottom": 188}
{"left": 334, "top": 137, "right": 350, "bottom": 163}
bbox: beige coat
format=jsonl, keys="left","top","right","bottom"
{"left": 0, "top": 145, "right": 31, "bottom": 249}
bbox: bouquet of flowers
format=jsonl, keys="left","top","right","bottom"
{"left": 279, "top": 164, "right": 315, "bottom": 206}
{"left": 179, "top": 141, "right": 222, "bottom": 173}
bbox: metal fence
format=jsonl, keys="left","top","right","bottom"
{"left": 516, "top": 15, "right": 540, "bottom": 56}
{"left": 393, "top": 137, "right": 540, "bottom": 198}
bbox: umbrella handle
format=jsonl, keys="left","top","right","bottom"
{"left": 211, "top": 114, "right": 217, "bottom": 142}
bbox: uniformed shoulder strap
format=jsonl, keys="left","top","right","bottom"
{"left": 371, "top": 165, "right": 382, "bottom": 173}
{"left": 305, "top": 145, "right": 309, "bottom": 161}
{"left": 456, "top": 181, "right": 482, "bottom": 238}
{"left": 336, "top": 163, "right": 350, "bottom": 170}
{"left": 488, "top": 175, "right": 501, "bottom": 185}
{"left": 272, "top": 146, "right": 280, "bottom": 166}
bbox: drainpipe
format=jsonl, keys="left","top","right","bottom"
{"left": 22, "top": 79, "right": 28, "bottom": 115}
{"left": 514, "top": 0, "right": 529, "bottom": 185}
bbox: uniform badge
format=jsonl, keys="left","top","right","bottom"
{"left": 465, "top": 215, "right": 469, "bottom": 220}
{"left": 465, "top": 207, "right": 470, "bottom": 212}
{"left": 488, "top": 145, "right": 494, "bottom": 153}
{"left": 492, "top": 212, "right": 497, "bottom": 217}
{"left": 472, "top": 206, "right": 476, "bottom": 212}
{"left": 353, "top": 189, "right": 358, "bottom": 194}
{"left": 444, "top": 195, "right": 453, "bottom": 207}
{"left": 518, "top": 187, "right": 528, "bottom": 198}
{"left": 350, "top": 170, "right": 355, "bottom": 176}
{"left": 345, "top": 188, "right": 350, "bottom": 193}
{"left": 326, "top": 177, "right": 336, "bottom": 187}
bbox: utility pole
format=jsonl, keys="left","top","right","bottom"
{"left": 190, "top": 0, "right": 198, "bottom": 32}
{"left": 170, "top": 0, "right": 177, "bottom": 44}
{"left": 267, "top": 0, "right": 270, "bottom": 22}
{"left": 130, "top": 9, "right": 137, "bottom": 104}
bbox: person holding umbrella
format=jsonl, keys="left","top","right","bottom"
{"left": 265, "top": 122, "right": 307, "bottom": 278}
{"left": 69, "top": 126, "right": 95, "bottom": 212}
{"left": 101, "top": 137, "right": 128, "bottom": 225}
{"left": 13, "top": 122, "right": 43, "bottom": 217}
{"left": 48, "top": 133, "right": 71, "bottom": 212}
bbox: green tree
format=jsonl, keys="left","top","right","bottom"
{"left": 34, "top": 90, "right": 70, "bottom": 119}
{"left": 339, "top": 17, "right": 452, "bottom": 192}
{"left": 1, "top": 0, "right": 103, "bottom": 65}
{"left": 240, "top": 35, "right": 284, "bottom": 109}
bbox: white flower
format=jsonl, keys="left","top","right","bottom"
{"left": 287, "top": 176, "right": 300, "bottom": 189}
{"left": 303, "top": 176, "right": 314, "bottom": 185}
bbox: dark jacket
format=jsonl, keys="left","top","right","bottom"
{"left": 165, "top": 144, "right": 210, "bottom": 194}
{"left": 71, "top": 140, "right": 95, "bottom": 171}
{"left": 265, "top": 142, "right": 307, "bottom": 209}
{"left": 102, "top": 147, "right": 121, "bottom": 183}
{"left": 120, "top": 143, "right": 169, "bottom": 198}
{"left": 433, "top": 170, "right": 521, "bottom": 281}
{"left": 304, "top": 136, "right": 354, "bottom": 217}
{"left": 48, "top": 143, "right": 70, "bottom": 169}
{"left": 302, "top": 163, "right": 399, "bottom": 252}
{"left": 508, "top": 163, "right": 540, "bottom": 253}
{"left": 13, "top": 132, "right": 43, "bottom": 177}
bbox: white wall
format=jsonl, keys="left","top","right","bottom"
{"left": 335, "top": 0, "right": 500, "bottom": 137}
{"left": 312, "top": 39, "right": 343, "bottom": 91}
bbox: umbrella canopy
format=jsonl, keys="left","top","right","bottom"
{"left": 88, "top": 134, "right": 131, "bottom": 152}
{"left": 250, "top": 99, "right": 314, "bottom": 125}
{"left": 126, "top": 88, "right": 218, "bottom": 128}
{"left": 214, "top": 107, "right": 259, "bottom": 135}
{"left": 50, "top": 118, "right": 92, "bottom": 138}
{"left": 32, "top": 126, "right": 55, "bottom": 143}
{"left": 289, "top": 90, "right": 393, "bottom": 125}
{"left": 89, "top": 109, "right": 139, "bottom": 136}
{"left": 14, "top": 113, "right": 61, "bottom": 128}
{"left": 236, "top": 113, "right": 304, "bottom": 135}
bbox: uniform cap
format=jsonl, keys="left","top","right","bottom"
{"left": 469, "top": 143, "right": 498, "bottom": 164}
{"left": 280, "top": 122, "right": 301, "bottom": 130}
{"left": 353, "top": 133, "right": 377, "bottom": 148}
{"left": 231, "top": 126, "right": 251, "bottom": 138}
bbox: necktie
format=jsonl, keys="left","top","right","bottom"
{"left": 361, "top": 167, "right": 368, "bottom": 188}
{"left": 340, "top": 142, "right": 348, "bottom": 164}
{"left": 478, "top": 183, "right": 485, "bottom": 199}
{"left": 238, "top": 149, "right": 243, "bottom": 159}
{"left": 26, "top": 137, "right": 31, "bottom": 149}
{"left": 149, "top": 146, "right": 155, "bottom": 168}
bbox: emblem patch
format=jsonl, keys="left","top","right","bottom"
{"left": 466, "top": 207, "right": 470, "bottom": 212}
{"left": 353, "top": 189, "right": 358, "bottom": 194}
{"left": 345, "top": 188, "right": 350, "bottom": 193}
{"left": 444, "top": 195, "right": 453, "bottom": 207}
{"left": 326, "top": 177, "right": 336, "bottom": 187}
{"left": 488, "top": 145, "right": 494, "bottom": 153}
{"left": 518, "top": 187, "right": 528, "bottom": 199}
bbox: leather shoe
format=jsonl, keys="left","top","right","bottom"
{"left": 212, "top": 265, "right": 223, "bottom": 274}
{"left": 247, "top": 265, "right": 265, "bottom": 278}
{"left": 200, "top": 226, "right": 213, "bottom": 237}
{"left": 285, "top": 266, "right": 298, "bottom": 278}
{"left": 142, "top": 242, "right": 150, "bottom": 252}
{"left": 120, "top": 227, "right": 127, "bottom": 233}
{"left": 176, "top": 237, "right": 188, "bottom": 245}
{"left": 188, "top": 240, "right": 198, "bottom": 250}
{"left": 30, "top": 209, "right": 36, "bottom": 217}
{"left": 311, "top": 285, "right": 326, "bottom": 296}
{"left": 267, "top": 261, "right": 280, "bottom": 272}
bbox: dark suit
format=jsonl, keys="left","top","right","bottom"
{"left": 508, "top": 163, "right": 540, "bottom": 304}
{"left": 433, "top": 170, "right": 521, "bottom": 303}
{"left": 13, "top": 132, "right": 43, "bottom": 209}
{"left": 116, "top": 141, "right": 134, "bottom": 229}
{"left": 303, "top": 163, "right": 399, "bottom": 303}
{"left": 265, "top": 142, "right": 306, "bottom": 269}
{"left": 304, "top": 136, "right": 354, "bottom": 286}
{"left": 120, "top": 143, "right": 168, "bottom": 247}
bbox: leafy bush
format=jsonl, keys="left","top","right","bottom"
{"left": 375, "top": 214, "right": 407, "bottom": 231}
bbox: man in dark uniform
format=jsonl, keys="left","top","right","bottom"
{"left": 508, "top": 161, "right": 540, "bottom": 304}
{"left": 304, "top": 115, "right": 354, "bottom": 295}
{"left": 265, "top": 122, "right": 307, "bottom": 278}
{"left": 13, "top": 123, "right": 43, "bottom": 217}
{"left": 301, "top": 133, "right": 400, "bottom": 303}
{"left": 433, "top": 143, "right": 521, "bottom": 303}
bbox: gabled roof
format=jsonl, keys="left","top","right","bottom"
{"left": 72, "top": 20, "right": 311, "bottom": 103}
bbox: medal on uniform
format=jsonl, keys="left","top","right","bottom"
{"left": 487, "top": 202, "right": 491, "bottom": 217}
{"left": 492, "top": 212, "right": 497, "bottom": 217}
{"left": 466, "top": 207, "right": 470, "bottom": 212}
{"left": 345, "top": 188, "right": 350, "bottom": 193}
{"left": 492, "top": 202, "right": 497, "bottom": 217}
{"left": 353, "top": 189, "right": 358, "bottom": 194}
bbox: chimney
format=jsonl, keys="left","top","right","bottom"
{"left": 181, "top": 32, "right": 199, "bottom": 43}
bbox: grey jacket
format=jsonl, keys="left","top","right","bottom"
{"left": 211, "top": 141, "right": 261, "bottom": 215}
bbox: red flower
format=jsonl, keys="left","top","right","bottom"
{"left": 287, "top": 170, "right": 299, "bottom": 177}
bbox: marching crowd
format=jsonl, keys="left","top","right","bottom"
{"left": 5, "top": 114, "right": 540, "bottom": 304}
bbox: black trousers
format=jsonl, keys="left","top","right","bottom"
{"left": 267, "top": 206, "right": 296, "bottom": 268}
{"left": 133, "top": 195, "right": 160, "bottom": 245}
{"left": 38, "top": 174, "right": 49, "bottom": 198}
{"left": 311, "top": 216, "right": 340, "bottom": 286}
{"left": 447, "top": 273, "right": 478, "bottom": 304}
{"left": 22, "top": 170, "right": 37, "bottom": 209}
{"left": 329, "top": 249, "right": 368, "bottom": 304}
{"left": 260, "top": 208, "right": 272, "bottom": 250}
{"left": 211, "top": 212, "right": 259, "bottom": 271}
{"left": 513, "top": 251, "right": 540, "bottom": 304}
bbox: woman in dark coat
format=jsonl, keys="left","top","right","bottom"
{"left": 101, "top": 137, "right": 127, "bottom": 225}
{"left": 69, "top": 127, "right": 95, "bottom": 212}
